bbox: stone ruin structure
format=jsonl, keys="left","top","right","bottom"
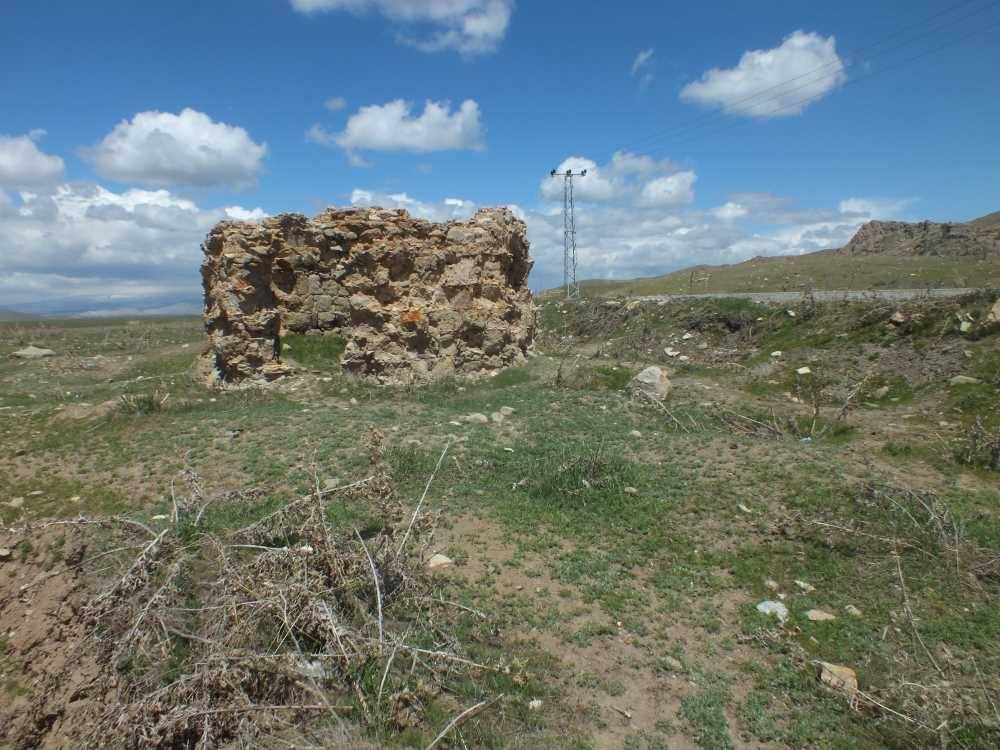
{"left": 201, "top": 206, "right": 535, "bottom": 384}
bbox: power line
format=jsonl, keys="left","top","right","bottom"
{"left": 646, "top": 14, "right": 1000, "bottom": 156}
{"left": 618, "top": 0, "right": 1000, "bottom": 157}
{"left": 550, "top": 168, "right": 587, "bottom": 299}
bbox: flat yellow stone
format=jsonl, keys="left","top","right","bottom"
{"left": 817, "top": 662, "right": 857, "bottom": 696}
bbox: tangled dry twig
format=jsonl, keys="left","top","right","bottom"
{"left": 17, "top": 432, "right": 505, "bottom": 749}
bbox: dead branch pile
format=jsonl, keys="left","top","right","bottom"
{"left": 59, "top": 432, "right": 501, "bottom": 748}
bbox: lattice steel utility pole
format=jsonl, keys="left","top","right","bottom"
{"left": 550, "top": 168, "right": 586, "bottom": 299}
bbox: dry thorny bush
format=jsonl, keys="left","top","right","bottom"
{"left": 806, "top": 482, "right": 1000, "bottom": 745}
{"left": 30, "top": 429, "right": 507, "bottom": 748}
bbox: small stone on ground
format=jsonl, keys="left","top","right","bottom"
{"left": 756, "top": 600, "right": 788, "bottom": 623}
{"left": 817, "top": 662, "right": 858, "bottom": 696}
{"left": 427, "top": 553, "right": 454, "bottom": 570}
{"left": 807, "top": 609, "right": 836, "bottom": 622}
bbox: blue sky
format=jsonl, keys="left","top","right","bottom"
{"left": 1, "top": 0, "right": 998, "bottom": 311}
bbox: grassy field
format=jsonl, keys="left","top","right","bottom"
{"left": 1, "top": 294, "right": 999, "bottom": 748}
{"left": 570, "top": 252, "right": 1000, "bottom": 298}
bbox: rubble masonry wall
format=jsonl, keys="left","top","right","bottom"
{"left": 201, "top": 206, "right": 535, "bottom": 384}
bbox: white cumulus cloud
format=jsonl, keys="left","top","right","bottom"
{"left": 86, "top": 108, "right": 267, "bottom": 188}
{"left": 308, "top": 99, "right": 484, "bottom": 165}
{"left": 290, "top": 0, "right": 514, "bottom": 56}
{"left": 711, "top": 201, "right": 749, "bottom": 221}
{"left": 524, "top": 151, "right": 911, "bottom": 291}
{"left": 541, "top": 152, "right": 680, "bottom": 204}
{"left": 0, "top": 130, "right": 65, "bottom": 189}
{"left": 0, "top": 181, "right": 266, "bottom": 308}
{"left": 323, "top": 96, "right": 348, "bottom": 111}
{"left": 638, "top": 171, "right": 697, "bottom": 206}
{"left": 349, "top": 188, "right": 477, "bottom": 222}
{"left": 838, "top": 197, "right": 913, "bottom": 219}
{"left": 680, "top": 30, "right": 846, "bottom": 117}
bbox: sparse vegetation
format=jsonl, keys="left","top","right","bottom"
{"left": 2, "top": 293, "right": 998, "bottom": 748}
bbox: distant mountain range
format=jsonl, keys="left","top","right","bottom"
{"left": 567, "top": 210, "right": 1000, "bottom": 297}
{"left": 1, "top": 294, "right": 202, "bottom": 320}
{"left": 0, "top": 307, "right": 38, "bottom": 321}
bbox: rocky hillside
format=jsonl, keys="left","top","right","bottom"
{"left": 841, "top": 214, "right": 1000, "bottom": 258}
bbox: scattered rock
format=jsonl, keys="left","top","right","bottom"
{"left": 807, "top": 609, "right": 836, "bottom": 622}
{"left": 844, "top": 604, "right": 863, "bottom": 617}
{"left": 817, "top": 662, "right": 858, "bottom": 696}
{"left": 528, "top": 698, "right": 543, "bottom": 711}
{"left": 623, "top": 486, "right": 639, "bottom": 495}
{"left": 661, "top": 655, "right": 683, "bottom": 671}
{"left": 764, "top": 578, "right": 780, "bottom": 591}
{"left": 787, "top": 309, "right": 796, "bottom": 317}
{"left": 796, "top": 366, "right": 812, "bottom": 376}
{"left": 664, "top": 347, "right": 680, "bottom": 358}
{"left": 770, "top": 351, "right": 782, "bottom": 357}
{"left": 949, "top": 375, "right": 981, "bottom": 385}
{"left": 427, "top": 553, "right": 454, "bottom": 571}
{"left": 11, "top": 345, "right": 56, "bottom": 359}
{"left": 465, "top": 413, "right": 489, "bottom": 424}
{"left": 0, "top": 547, "right": 11, "bottom": 560}
{"left": 631, "top": 366, "right": 671, "bottom": 401}
{"left": 738, "top": 503, "right": 753, "bottom": 514}
{"left": 678, "top": 355, "right": 690, "bottom": 362}
{"left": 682, "top": 332, "right": 693, "bottom": 340}
{"left": 889, "top": 311, "right": 907, "bottom": 325}
{"left": 7, "top": 497, "right": 24, "bottom": 509}
{"left": 629, "top": 429, "right": 642, "bottom": 438}
{"left": 697, "top": 342, "right": 709, "bottom": 350}
{"left": 756, "top": 600, "right": 789, "bottom": 624}
{"left": 490, "top": 411, "right": 504, "bottom": 425}
{"left": 499, "top": 406, "right": 515, "bottom": 416}
{"left": 987, "top": 299, "right": 1000, "bottom": 325}
{"left": 794, "top": 580, "right": 815, "bottom": 593}
{"left": 873, "top": 385, "right": 891, "bottom": 399}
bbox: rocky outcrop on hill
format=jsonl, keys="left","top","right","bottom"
{"left": 201, "top": 206, "right": 535, "bottom": 384}
{"left": 841, "top": 219, "right": 1000, "bottom": 258}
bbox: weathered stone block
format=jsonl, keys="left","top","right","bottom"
{"left": 201, "top": 206, "right": 535, "bottom": 384}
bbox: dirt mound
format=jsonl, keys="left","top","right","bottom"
{"left": 0, "top": 526, "right": 106, "bottom": 750}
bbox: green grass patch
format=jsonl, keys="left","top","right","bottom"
{"left": 680, "top": 688, "right": 733, "bottom": 750}
{"left": 280, "top": 333, "right": 346, "bottom": 369}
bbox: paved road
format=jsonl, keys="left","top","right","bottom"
{"left": 634, "top": 288, "right": 978, "bottom": 304}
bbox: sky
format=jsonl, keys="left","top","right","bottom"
{"left": 1, "top": 0, "right": 999, "bottom": 312}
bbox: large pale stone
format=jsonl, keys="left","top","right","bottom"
{"left": 632, "top": 366, "right": 672, "bottom": 401}
{"left": 12, "top": 345, "right": 55, "bottom": 359}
